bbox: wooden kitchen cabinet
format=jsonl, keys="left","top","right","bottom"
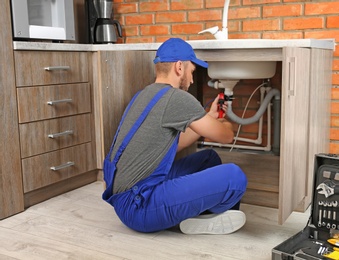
{"left": 93, "top": 45, "right": 332, "bottom": 224}
{"left": 0, "top": 0, "right": 24, "bottom": 219}
{"left": 13, "top": 50, "right": 97, "bottom": 208}
{"left": 0, "top": 0, "right": 333, "bottom": 224}
{"left": 195, "top": 46, "right": 332, "bottom": 223}
{"left": 92, "top": 50, "right": 156, "bottom": 168}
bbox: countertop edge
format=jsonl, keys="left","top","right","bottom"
{"left": 13, "top": 39, "right": 336, "bottom": 52}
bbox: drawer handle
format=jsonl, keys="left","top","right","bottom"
{"left": 50, "top": 161, "right": 75, "bottom": 171}
{"left": 44, "top": 66, "right": 70, "bottom": 71}
{"left": 47, "top": 99, "right": 72, "bottom": 105}
{"left": 48, "top": 130, "right": 74, "bottom": 139}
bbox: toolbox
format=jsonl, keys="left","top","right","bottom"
{"left": 272, "top": 153, "right": 339, "bottom": 260}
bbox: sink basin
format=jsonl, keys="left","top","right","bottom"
{"left": 207, "top": 61, "right": 277, "bottom": 80}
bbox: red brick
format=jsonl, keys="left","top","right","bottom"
{"left": 283, "top": 0, "right": 308, "bottom": 3}
{"left": 206, "top": 0, "right": 241, "bottom": 8}
{"left": 243, "top": 0, "right": 280, "bottom": 5}
{"left": 331, "top": 116, "right": 339, "bottom": 127}
{"left": 155, "top": 36, "right": 171, "bottom": 43}
{"left": 229, "top": 7, "right": 261, "bottom": 20}
{"left": 155, "top": 12, "right": 186, "bottom": 23}
{"left": 330, "top": 143, "right": 339, "bottom": 154}
{"left": 188, "top": 10, "right": 222, "bottom": 22}
{"left": 333, "top": 60, "right": 339, "bottom": 71}
{"left": 284, "top": 17, "right": 323, "bottom": 30}
{"left": 115, "top": 38, "right": 124, "bottom": 44}
{"left": 195, "top": 34, "right": 215, "bottom": 40}
{"left": 332, "top": 88, "right": 339, "bottom": 100}
{"left": 335, "top": 45, "right": 339, "bottom": 58}
{"left": 113, "top": 15, "right": 124, "bottom": 26}
{"left": 330, "top": 128, "right": 339, "bottom": 140}
{"left": 305, "top": 2, "right": 339, "bottom": 15}
{"left": 125, "top": 14, "right": 153, "bottom": 25}
{"left": 114, "top": 3, "right": 137, "bottom": 14}
{"left": 327, "top": 16, "right": 339, "bottom": 28}
{"left": 189, "top": 34, "right": 212, "bottom": 40}
{"left": 123, "top": 26, "right": 138, "bottom": 37}
{"left": 229, "top": 32, "right": 261, "bottom": 39}
{"left": 263, "top": 31, "right": 303, "bottom": 39}
{"left": 333, "top": 74, "right": 339, "bottom": 85}
{"left": 206, "top": 0, "right": 225, "bottom": 8}
{"left": 263, "top": 4, "right": 302, "bottom": 18}
{"left": 205, "top": 21, "right": 223, "bottom": 29}
{"left": 140, "top": 2, "right": 169, "bottom": 12}
{"left": 140, "top": 25, "right": 169, "bottom": 36}
{"left": 171, "top": 0, "right": 204, "bottom": 10}
{"left": 125, "top": 37, "right": 154, "bottom": 44}
{"left": 243, "top": 19, "right": 280, "bottom": 31}
{"left": 305, "top": 30, "right": 339, "bottom": 42}
{"left": 157, "top": 35, "right": 190, "bottom": 43}
{"left": 229, "top": 20, "right": 241, "bottom": 32}
{"left": 172, "top": 23, "right": 204, "bottom": 35}
{"left": 331, "top": 102, "right": 339, "bottom": 114}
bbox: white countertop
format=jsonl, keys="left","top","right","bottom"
{"left": 13, "top": 39, "right": 336, "bottom": 52}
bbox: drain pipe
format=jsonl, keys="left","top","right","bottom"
{"left": 226, "top": 88, "right": 281, "bottom": 155}
{"left": 207, "top": 80, "right": 281, "bottom": 154}
{"left": 227, "top": 88, "right": 280, "bottom": 125}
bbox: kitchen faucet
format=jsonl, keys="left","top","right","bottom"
{"left": 198, "top": 0, "right": 230, "bottom": 40}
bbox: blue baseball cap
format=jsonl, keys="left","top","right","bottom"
{"left": 153, "top": 38, "right": 208, "bottom": 68}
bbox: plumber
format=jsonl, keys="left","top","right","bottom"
{"left": 102, "top": 38, "right": 248, "bottom": 235}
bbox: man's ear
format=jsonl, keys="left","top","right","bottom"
{"left": 174, "top": 61, "right": 183, "bottom": 76}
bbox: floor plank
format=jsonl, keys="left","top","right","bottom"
{"left": 0, "top": 181, "right": 309, "bottom": 260}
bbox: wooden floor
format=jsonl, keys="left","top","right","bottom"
{"left": 0, "top": 181, "right": 309, "bottom": 260}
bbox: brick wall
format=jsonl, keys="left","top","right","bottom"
{"left": 113, "top": 0, "right": 339, "bottom": 153}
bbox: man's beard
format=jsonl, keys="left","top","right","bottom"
{"left": 179, "top": 75, "right": 189, "bottom": 91}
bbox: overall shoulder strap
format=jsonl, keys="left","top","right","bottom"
{"left": 112, "top": 86, "right": 171, "bottom": 163}
{"left": 106, "top": 90, "right": 141, "bottom": 157}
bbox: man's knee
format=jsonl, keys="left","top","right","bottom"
{"left": 223, "top": 163, "right": 248, "bottom": 189}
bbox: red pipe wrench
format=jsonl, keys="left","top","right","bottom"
{"left": 218, "top": 92, "right": 225, "bottom": 118}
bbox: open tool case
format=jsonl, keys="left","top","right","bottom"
{"left": 272, "top": 153, "right": 339, "bottom": 260}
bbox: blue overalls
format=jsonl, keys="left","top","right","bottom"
{"left": 103, "top": 86, "right": 247, "bottom": 233}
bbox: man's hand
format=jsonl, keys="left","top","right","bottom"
{"left": 208, "top": 95, "right": 228, "bottom": 119}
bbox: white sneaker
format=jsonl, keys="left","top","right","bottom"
{"left": 179, "top": 210, "right": 246, "bottom": 235}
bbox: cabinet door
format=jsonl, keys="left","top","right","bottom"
{"left": 305, "top": 48, "right": 332, "bottom": 208}
{"left": 279, "top": 47, "right": 311, "bottom": 224}
{"left": 93, "top": 50, "right": 156, "bottom": 167}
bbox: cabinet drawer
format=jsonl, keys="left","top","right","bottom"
{"left": 17, "top": 83, "right": 91, "bottom": 123}
{"left": 22, "top": 143, "right": 95, "bottom": 193}
{"left": 19, "top": 114, "right": 92, "bottom": 158}
{"left": 14, "top": 51, "right": 88, "bottom": 87}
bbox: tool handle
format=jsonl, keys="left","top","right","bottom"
{"left": 218, "top": 93, "right": 225, "bottom": 118}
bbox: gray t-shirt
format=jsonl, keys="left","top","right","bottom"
{"left": 111, "top": 83, "right": 206, "bottom": 194}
